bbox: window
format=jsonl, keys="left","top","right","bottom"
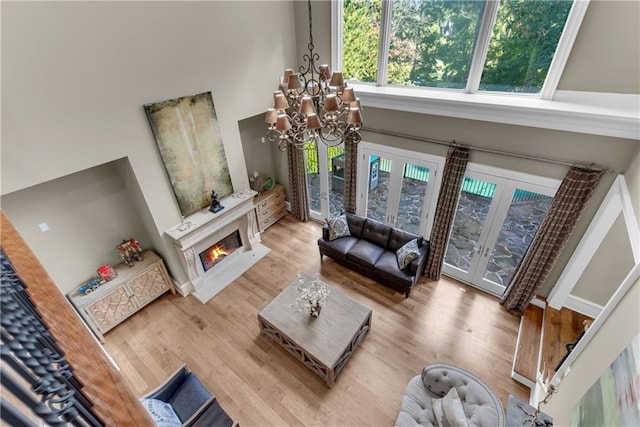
{"left": 339, "top": 0, "right": 575, "bottom": 95}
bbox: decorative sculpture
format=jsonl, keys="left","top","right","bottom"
{"left": 116, "top": 238, "right": 143, "bottom": 267}
{"left": 209, "top": 190, "right": 224, "bottom": 213}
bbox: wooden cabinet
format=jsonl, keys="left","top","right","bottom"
{"left": 254, "top": 184, "right": 287, "bottom": 232}
{"left": 67, "top": 250, "right": 174, "bottom": 342}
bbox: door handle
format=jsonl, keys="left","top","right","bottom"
{"left": 483, "top": 246, "right": 491, "bottom": 257}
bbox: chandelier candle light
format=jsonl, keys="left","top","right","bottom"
{"left": 291, "top": 273, "right": 330, "bottom": 318}
{"left": 264, "top": 0, "right": 363, "bottom": 151}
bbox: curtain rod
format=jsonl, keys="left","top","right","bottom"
{"left": 361, "top": 127, "right": 612, "bottom": 173}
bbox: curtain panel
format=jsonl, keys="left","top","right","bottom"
{"left": 287, "top": 145, "right": 310, "bottom": 221}
{"left": 425, "top": 147, "right": 470, "bottom": 280}
{"left": 343, "top": 137, "right": 358, "bottom": 214}
{"left": 501, "top": 167, "right": 604, "bottom": 313}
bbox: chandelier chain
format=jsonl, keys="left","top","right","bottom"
{"left": 307, "top": 0, "right": 314, "bottom": 50}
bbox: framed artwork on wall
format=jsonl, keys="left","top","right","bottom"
{"left": 144, "top": 91, "right": 233, "bottom": 216}
{"left": 571, "top": 334, "right": 640, "bottom": 425}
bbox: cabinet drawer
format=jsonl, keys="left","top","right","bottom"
{"left": 86, "top": 287, "right": 136, "bottom": 332}
{"left": 256, "top": 188, "right": 284, "bottom": 211}
{"left": 256, "top": 199, "right": 286, "bottom": 221}
{"left": 258, "top": 207, "right": 287, "bottom": 232}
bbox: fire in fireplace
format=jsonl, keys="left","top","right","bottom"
{"left": 199, "top": 230, "right": 242, "bottom": 273}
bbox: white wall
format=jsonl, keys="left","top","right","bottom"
{"left": 545, "top": 270, "right": 640, "bottom": 425}
{"left": 1, "top": 1, "right": 297, "bottom": 287}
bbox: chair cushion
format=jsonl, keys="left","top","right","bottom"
{"left": 140, "top": 398, "right": 182, "bottom": 427}
{"left": 432, "top": 388, "right": 468, "bottom": 427}
{"left": 395, "top": 375, "right": 438, "bottom": 427}
{"left": 397, "top": 239, "right": 420, "bottom": 270}
{"left": 346, "top": 213, "right": 366, "bottom": 238}
{"left": 346, "top": 240, "right": 385, "bottom": 270}
{"left": 326, "top": 214, "right": 351, "bottom": 241}
{"left": 362, "top": 218, "right": 392, "bottom": 247}
{"left": 388, "top": 228, "right": 423, "bottom": 252}
{"left": 168, "top": 373, "right": 212, "bottom": 422}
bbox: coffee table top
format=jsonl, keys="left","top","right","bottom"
{"left": 258, "top": 272, "right": 372, "bottom": 368}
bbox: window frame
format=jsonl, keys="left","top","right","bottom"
{"left": 332, "top": 0, "right": 589, "bottom": 99}
{"left": 330, "top": 0, "right": 639, "bottom": 140}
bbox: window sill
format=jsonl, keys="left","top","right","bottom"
{"left": 350, "top": 83, "right": 640, "bottom": 140}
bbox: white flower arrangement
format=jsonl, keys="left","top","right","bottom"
{"left": 291, "top": 273, "right": 330, "bottom": 317}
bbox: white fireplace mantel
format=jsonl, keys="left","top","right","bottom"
{"left": 164, "top": 190, "right": 269, "bottom": 303}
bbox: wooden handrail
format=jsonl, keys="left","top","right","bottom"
{"left": 1, "top": 211, "right": 154, "bottom": 426}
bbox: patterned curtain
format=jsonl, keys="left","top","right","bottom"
{"left": 287, "top": 145, "right": 310, "bottom": 221}
{"left": 425, "top": 147, "right": 470, "bottom": 280}
{"left": 343, "top": 136, "right": 358, "bottom": 214}
{"left": 501, "top": 167, "right": 604, "bottom": 313}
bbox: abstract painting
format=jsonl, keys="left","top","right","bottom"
{"left": 144, "top": 92, "right": 233, "bottom": 216}
{"left": 572, "top": 334, "right": 640, "bottom": 426}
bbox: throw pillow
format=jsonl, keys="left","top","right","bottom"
{"left": 396, "top": 238, "right": 420, "bottom": 270}
{"left": 140, "top": 398, "right": 182, "bottom": 427}
{"left": 326, "top": 214, "right": 351, "bottom": 241}
{"left": 432, "top": 388, "right": 468, "bottom": 427}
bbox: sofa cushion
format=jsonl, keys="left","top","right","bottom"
{"left": 318, "top": 236, "right": 358, "bottom": 256}
{"left": 432, "top": 388, "right": 468, "bottom": 427}
{"left": 388, "top": 228, "right": 423, "bottom": 252}
{"left": 374, "top": 251, "right": 414, "bottom": 284}
{"left": 326, "top": 214, "right": 351, "bottom": 241}
{"left": 346, "top": 212, "right": 366, "bottom": 238}
{"left": 362, "top": 218, "right": 392, "bottom": 248}
{"left": 397, "top": 239, "right": 420, "bottom": 270}
{"left": 346, "top": 240, "right": 385, "bottom": 270}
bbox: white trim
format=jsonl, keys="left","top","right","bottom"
{"left": 551, "top": 264, "right": 640, "bottom": 388}
{"left": 376, "top": 0, "right": 392, "bottom": 87}
{"left": 352, "top": 84, "right": 640, "bottom": 139}
{"left": 565, "top": 294, "right": 603, "bottom": 319}
{"left": 331, "top": 0, "right": 343, "bottom": 71}
{"left": 541, "top": 0, "right": 591, "bottom": 100}
{"left": 548, "top": 175, "right": 638, "bottom": 308}
{"left": 174, "top": 279, "right": 193, "bottom": 297}
{"left": 465, "top": 162, "right": 562, "bottom": 190}
{"left": 465, "top": 0, "right": 500, "bottom": 94}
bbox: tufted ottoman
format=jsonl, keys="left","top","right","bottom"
{"left": 395, "top": 364, "right": 505, "bottom": 427}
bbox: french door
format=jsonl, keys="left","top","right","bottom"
{"left": 442, "top": 166, "right": 558, "bottom": 295}
{"left": 357, "top": 144, "right": 443, "bottom": 237}
{"left": 304, "top": 142, "right": 345, "bottom": 221}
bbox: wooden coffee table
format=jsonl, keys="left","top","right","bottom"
{"left": 258, "top": 272, "right": 372, "bottom": 386}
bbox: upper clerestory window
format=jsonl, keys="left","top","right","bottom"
{"left": 337, "top": 0, "right": 578, "bottom": 97}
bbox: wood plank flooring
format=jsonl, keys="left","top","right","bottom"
{"left": 513, "top": 304, "right": 544, "bottom": 385}
{"left": 103, "top": 214, "right": 529, "bottom": 426}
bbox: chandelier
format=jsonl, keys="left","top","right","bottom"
{"left": 264, "top": 0, "right": 363, "bottom": 151}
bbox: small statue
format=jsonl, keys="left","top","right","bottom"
{"left": 209, "top": 190, "right": 224, "bottom": 213}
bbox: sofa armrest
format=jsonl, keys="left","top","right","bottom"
{"left": 408, "top": 241, "right": 430, "bottom": 278}
{"left": 322, "top": 224, "right": 330, "bottom": 241}
{"left": 142, "top": 364, "right": 189, "bottom": 402}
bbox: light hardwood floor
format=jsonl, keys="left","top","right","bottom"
{"left": 104, "top": 214, "right": 529, "bottom": 426}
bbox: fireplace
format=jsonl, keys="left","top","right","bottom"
{"left": 199, "top": 230, "right": 242, "bottom": 272}
{"left": 165, "top": 190, "right": 271, "bottom": 303}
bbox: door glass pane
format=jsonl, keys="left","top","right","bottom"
{"left": 304, "top": 142, "right": 321, "bottom": 215}
{"left": 343, "top": 0, "right": 381, "bottom": 83}
{"left": 396, "top": 163, "right": 429, "bottom": 234}
{"left": 328, "top": 147, "right": 346, "bottom": 217}
{"left": 483, "top": 189, "right": 554, "bottom": 285}
{"left": 480, "top": 0, "right": 572, "bottom": 93}
{"left": 387, "top": 0, "right": 485, "bottom": 89}
{"left": 366, "top": 155, "right": 387, "bottom": 222}
{"left": 444, "top": 177, "right": 497, "bottom": 273}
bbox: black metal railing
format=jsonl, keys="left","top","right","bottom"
{"left": 0, "top": 250, "right": 105, "bottom": 427}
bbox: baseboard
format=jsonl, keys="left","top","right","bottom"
{"left": 173, "top": 278, "right": 193, "bottom": 297}
{"left": 285, "top": 201, "right": 291, "bottom": 211}
{"left": 565, "top": 294, "right": 603, "bottom": 318}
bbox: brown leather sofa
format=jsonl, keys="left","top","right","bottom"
{"left": 318, "top": 213, "right": 430, "bottom": 297}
